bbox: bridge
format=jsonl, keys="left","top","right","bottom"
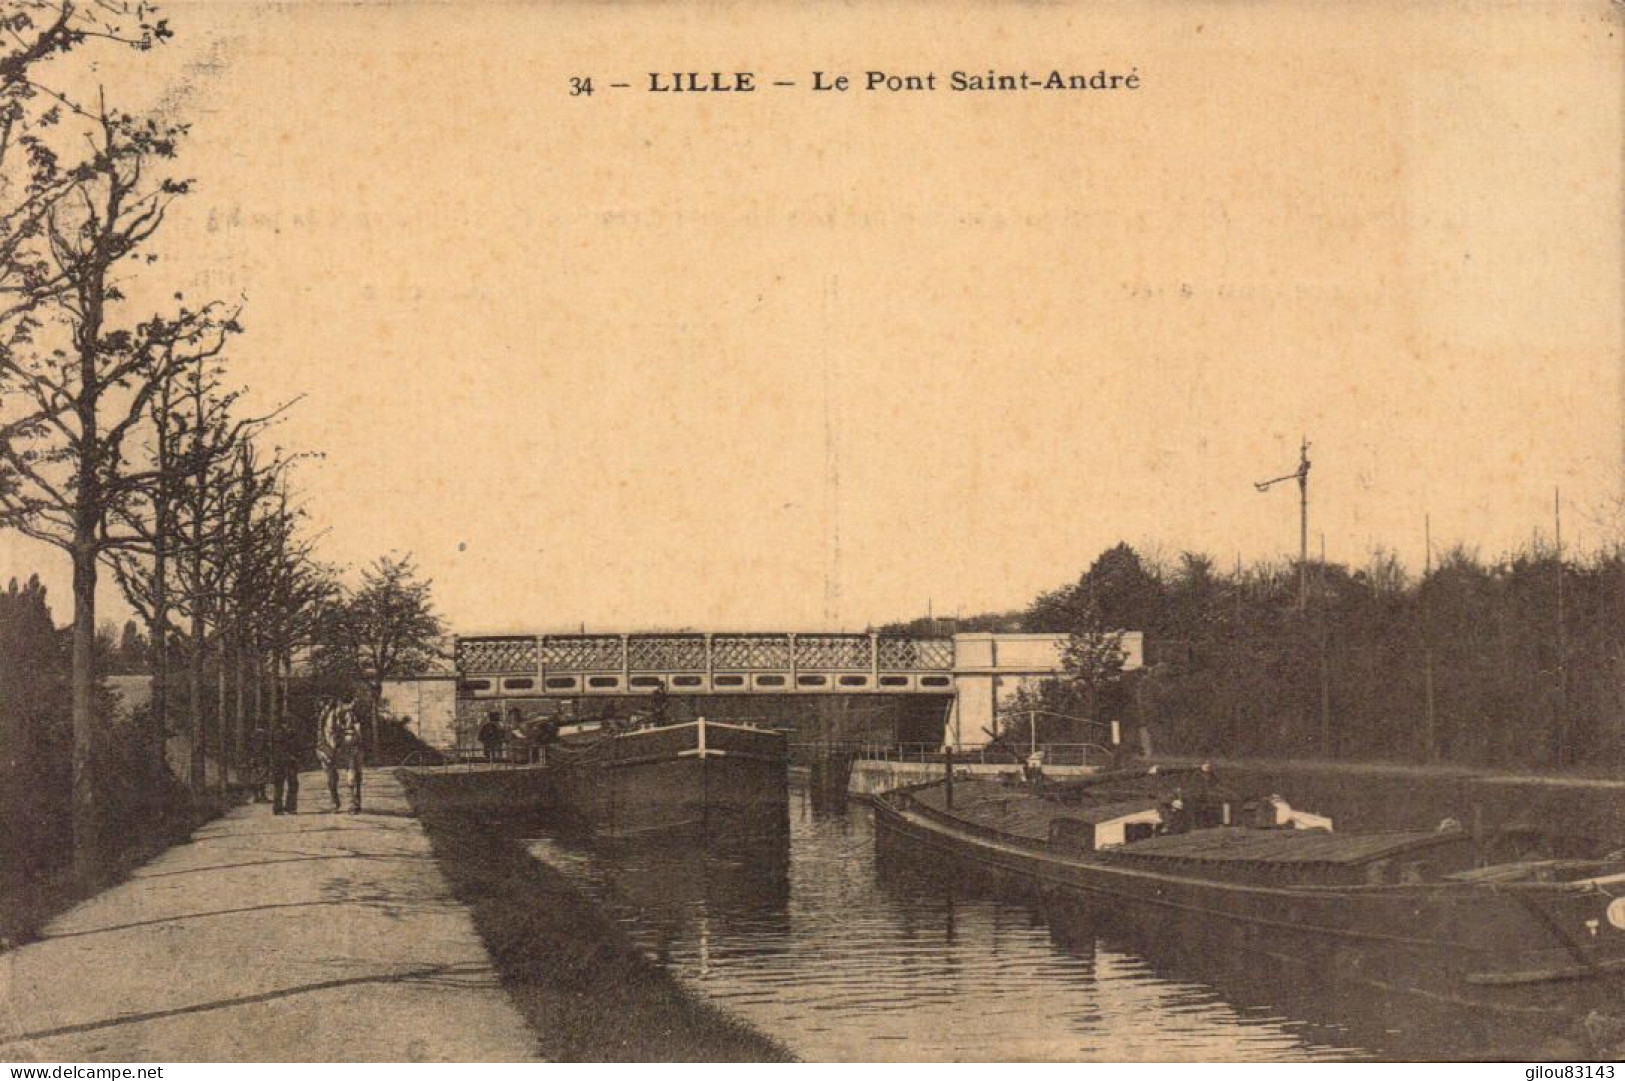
{"left": 436, "top": 630, "right": 1145, "bottom": 747}
{"left": 455, "top": 632, "right": 957, "bottom": 698}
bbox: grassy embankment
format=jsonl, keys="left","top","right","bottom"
{"left": 1, "top": 792, "right": 231, "bottom": 950}
{"left": 401, "top": 772, "right": 796, "bottom": 1062}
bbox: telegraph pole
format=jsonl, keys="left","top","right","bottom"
{"left": 1555, "top": 488, "right": 1568, "bottom": 766}
{"left": 1421, "top": 514, "right": 1437, "bottom": 762}
{"left": 1255, "top": 437, "right": 1312, "bottom": 611}
{"left": 1319, "top": 532, "right": 1331, "bottom": 757}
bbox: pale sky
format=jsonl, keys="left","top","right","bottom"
{"left": 1, "top": 0, "right": 1620, "bottom": 633}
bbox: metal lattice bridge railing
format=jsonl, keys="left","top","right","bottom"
{"left": 454, "top": 631, "right": 958, "bottom": 695}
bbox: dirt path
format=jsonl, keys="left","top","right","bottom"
{"left": 0, "top": 770, "right": 540, "bottom": 1062}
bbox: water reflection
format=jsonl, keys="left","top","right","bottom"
{"left": 526, "top": 827, "right": 790, "bottom": 971}
{"left": 1036, "top": 893, "right": 1561, "bottom": 1062}
{"left": 522, "top": 785, "right": 1401, "bottom": 1061}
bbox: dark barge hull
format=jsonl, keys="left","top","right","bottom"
{"left": 548, "top": 718, "right": 788, "bottom": 839}
{"left": 874, "top": 783, "right": 1625, "bottom": 1048}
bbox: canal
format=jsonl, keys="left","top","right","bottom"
{"left": 518, "top": 783, "right": 1445, "bottom": 1062}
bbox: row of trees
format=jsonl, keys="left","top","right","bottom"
{"left": 0, "top": 0, "right": 339, "bottom": 880}
{"left": 1003, "top": 540, "right": 1625, "bottom": 772}
{"left": 0, "top": 3, "right": 446, "bottom": 886}
{"left": 0, "top": 550, "right": 448, "bottom": 880}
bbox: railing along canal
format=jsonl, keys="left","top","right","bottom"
{"left": 793, "top": 742, "right": 1111, "bottom": 768}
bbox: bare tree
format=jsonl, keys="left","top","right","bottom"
{"left": 164, "top": 354, "right": 250, "bottom": 793}
{"left": 258, "top": 499, "right": 334, "bottom": 733}
{"left": 217, "top": 437, "right": 310, "bottom": 780}
{"left": 105, "top": 309, "right": 242, "bottom": 783}
{"left": 0, "top": 96, "right": 231, "bottom": 874}
{"left": 0, "top": 4, "right": 171, "bottom": 337}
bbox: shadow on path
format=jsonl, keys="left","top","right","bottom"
{"left": 37, "top": 898, "right": 435, "bottom": 942}
{"left": 186, "top": 819, "right": 416, "bottom": 842}
{"left": 0, "top": 962, "right": 495, "bottom": 1047}
{"left": 131, "top": 851, "right": 434, "bottom": 881}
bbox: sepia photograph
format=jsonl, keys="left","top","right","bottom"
{"left": 0, "top": 0, "right": 1621, "bottom": 1066}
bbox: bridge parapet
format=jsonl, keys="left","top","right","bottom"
{"left": 711, "top": 633, "right": 791, "bottom": 670}
{"left": 454, "top": 631, "right": 959, "bottom": 697}
{"left": 542, "top": 635, "right": 622, "bottom": 672}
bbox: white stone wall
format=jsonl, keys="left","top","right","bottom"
{"left": 379, "top": 677, "right": 459, "bottom": 750}
{"left": 951, "top": 672, "right": 1059, "bottom": 746}
{"left": 953, "top": 631, "right": 1143, "bottom": 673}
{"left": 949, "top": 631, "right": 1143, "bottom": 746}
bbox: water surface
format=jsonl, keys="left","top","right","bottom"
{"left": 521, "top": 785, "right": 1442, "bottom": 1061}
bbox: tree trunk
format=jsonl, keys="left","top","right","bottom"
{"left": 252, "top": 646, "right": 265, "bottom": 729}
{"left": 60, "top": 115, "right": 162, "bottom": 877}
{"left": 216, "top": 637, "right": 229, "bottom": 795}
{"left": 254, "top": 648, "right": 269, "bottom": 783}
{"left": 70, "top": 540, "right": 99, "bottom": 883}
{"left": 368, "top": 681, "right": 382, "bottom": 757}
{"left": 190, "top": 610, "right": 205, "bottom": 793}
{"left": 234, "top": 630, "right": 247, "bottom": 780}
{"left": 150, "top": 407, "right": 172, "bottom": 780}
{"left": 150, "top": 547, "right": 169, "bottom": 780}
{"left": 265, "top": 649, "right": 277, "bottom": 733}
{"left": 70, "top": 261, "right": 105, "bottom": 883}
{"left": 278, "top": 650, "right": 290, "bottom": 729}
{"left": 191, "top": 367, "right": 214, "bottom": 795}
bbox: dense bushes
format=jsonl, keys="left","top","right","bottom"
{"left": 1, "top": 576, "right": 202, "bottom": 930}
{"left": 1018, "top": 543, "right": 1625, "bottom": 772}
{"left": 1, "top": 576, "right": 73, "bottom": 885}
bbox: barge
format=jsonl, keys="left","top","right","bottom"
{"left": 545, "top": 716, "right": 788, "bottom": 839}
{"left": 874, "top": 770, "right": 1625, "bottom": 1054}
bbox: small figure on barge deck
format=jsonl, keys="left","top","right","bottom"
{"left": 479, "top": 711, "right": 504, "bottom": 762}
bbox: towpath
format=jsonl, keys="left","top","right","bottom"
{"left": 0, "top": 770, "right": 539, "bottom": 1062}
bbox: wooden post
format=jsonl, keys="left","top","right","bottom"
{"left": 1422, "top": 515, "right": 1437, "bottom": 763}
{"left": 1318, "top": 533, "right": 1331, "bottom": 758}
{"left": 944, "top": 742, "right": 954, "bottom": 809}
{"left": 1298, "top": 437, "right": 1310, "bottom": 612}
{"left": 1555, "top": 488, "right": 1569, "bottom": 767}
{"left": 1472, "top": 801, "right": 1485, "bottom": 867}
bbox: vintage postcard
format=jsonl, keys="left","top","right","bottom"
{"left": 0, "top": 0, "right": 1621, "bottom": 1066}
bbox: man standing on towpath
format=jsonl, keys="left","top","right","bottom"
{"left": 270, "top": 717, "right": 303, "bottom": 814}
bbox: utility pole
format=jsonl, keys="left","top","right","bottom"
{"left": 1421, "top": 514, "right": 1437, "bottom": 763}
{"left": 1234, "top": 551, "right": 1243, "bottom": 626}
{"left": 1232, "top": 551, "right": 1244, "bottom": 754}
{"left": 1319, "top": 532, "right": 1331, "bottom": 758}
{"left": 1255, "top": 437, "right": 1312, "bottom": 611}
{"left": 1555, "top": 488, "right": 1568, "bottom": 766}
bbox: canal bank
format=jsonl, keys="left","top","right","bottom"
{"left": 399, "top": 769, "right": 796, "bottom": 1062}
{"left": 0, "top": 770, "right": 538, "bottom": 1062}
